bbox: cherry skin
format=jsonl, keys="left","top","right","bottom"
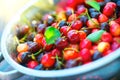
{"left": 109, "top": 21, "right": 120, "bottom": 36}
{"left": 79, "top": 48, "right": 92, "bottom": 64}
{"left": 87, "top": 18, "right": 99, "bottom": 28}
{"left": 27, "top": 60, "right": 39, "bottom": 69}
{"left": 41, "top": 53, "right": 55, "bottom": 68}
{"left": 79, "top": 39, "right": 92, "bottom": 49}
{"left": 60, "top": 26, "right": 71, "bottom": 36}
{"left": 55, "top": 37, "right": 68, "bottom": 50}
{"left": 17, "top": 43, "right": 29, "bottom": 53}
{"left": 51, "top": 48, "right": 61, "bottom": 57}
{"left": 63, "top": 48, "right": 78, "bottom": 61}
{"left": 101, "top": 32, "right": 113, "bottom": 43}
{"left": 98, "top": 14, "right": 108, "bottom": 23}
{"left": 97, "top": 42, "right": 110, "bottom": 53}
{"left": 79, "top": 31, "right": 87, "bottom": 41}
{"left": 71, "top": 20, "right": 83, "bottom": 30}
{"left": 67, "top": 30, "right": 80, "bottom": 43}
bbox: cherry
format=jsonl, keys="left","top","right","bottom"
{"left": 103, "top": 2, "right": 116, "bottom": 17}
{"left": 111, "top": 42, "right": 120, "bottom": 51}
{"left": 97, "top": 42, "right": 110, "bottom": 53}
{"left": 37, "top": 24, "right": 46, "bottom": 33}
{"left": 68, "top": 44, "right": 79, "bottom": 51}
{"left": 55, "top": 37, "right": 68, "bottom": 50}
{"left": 77, "top": 5, "right": 86, "bottom": 15}
{"left": 63, "top": 48, "right": 78, "bottom": 61}
{"left": 58, "top": 20, "right": 68, "bottom": 28}
{"left": 89, "top": 8, "right": 97, "bottom": 13}
{"left": 90, "top": 12, "right": 100, "bottom": 18}
{"left": 34, "top": 33, "right": 44, "bottom": 46}
{"left": 41, "top": 53, "right": 55, "bottom": 68}
{"left": 27, "top": 33, "right": 35, "bottom": 41}
{"left": 17, "top": 43, "right": 29, "bottom": 53}
{"left": 100, "top": 22, "right": 109, "bottom": 32}
{"left": 60, "top": 26, "right": 71, "bottom": 36}
{"left": 51, "top": 48, "right": 61, "bottom": 57}
{"left": 34, "top": 64, "right": 43, "bottom": 70}
{"left": 101, "top": 32, "right": 113, "bottom": 43}
{"left": 87, "top": 18, "right": 99, "bottom": 28}
{"left": 80, "top": 15, "right": 88, "bottom": 25}
{"left": 92, "top": 50, "right": 102, "bottom": 61}
{"left": 66, "top": 8, "right": 73, "bottom": 17}
{"left": 98, "top": 14, "right": 108, "bottom": 23}
{"left": 16, "top": 25, "right": 29, "bottom": 39}
{"left": 79, "top": 48, "right": 92, "bottom": 64}
{"left": 79, "top": 31, "right": 87, "bottom": 41}
{"left": 17, "top": 52, "right": 31, "bottom": 63}
{"left": 79, "top": 39, "right": 92, "bottom": 49}
{"left": 67, "top": 30, "right": 80, "bottom": 43}
{"left": 68, "top": 14, "right": 77, "bottom": 22}
{"left": 27, "top": 60, "right": 39, "bottom": 69}
{"left": 113, "top": 37, "right": 120, "bottom": 44}
{"left": 109, "top": 21, "right": 120, "bottom": 36}
{"left": 83, "top": 28, "right": 92, "bottom": 35}
{"left": 71, "top": 20, "right": 83, "bottom": 30}
{"left": 65, "top": 59, "right": 78, "bottom": 68}
{"left": 27, "top": 41, "right": 41, "bottom": 53}
{"left": 102, "top": 50, "right": 112, "bottom": 56}
{"left": 34, "top": 34, "right": 53, "bottom": 51}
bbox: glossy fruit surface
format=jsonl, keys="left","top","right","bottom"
{"left": 41, "top": 53, "right": 55, "bottom": 68}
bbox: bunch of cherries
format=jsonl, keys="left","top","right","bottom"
{"left": 15, "top": 0, "right": 120, "bottom": 70}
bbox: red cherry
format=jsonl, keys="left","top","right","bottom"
{"left": 79, "top": 31, "right": 87, "bottom": 41}
{"left": 63, "top": 48, "right": 79, "bottom": 61}
{"left": 110, "top": 21, "right": 120, "bottom": 36}
{"left": 106, "top": 2, "right": 116, "bottom": 8}
{"left": 87, "top": 18, "right": 99, "bottom": 28}
{"left": 68, "top": 14, "right": 77, "bottom": 22}
{"left": 51, "top": 48, "right": 61, "bottom": 57}
{"left": 34, "top": 33, "right": 44, "bottom": 46}
{"left": 79, "top": 48, "right": 92, "bottom": 64}
{"left": 41, "top": 53, "right": 55, "bottom": 68}
{"left": 55, "top": 37, "right": 68, "bottom": 50}
{"left": 115, "top": 17, "right": 120, "bottom": 25}
{"left": 66, "top": 0, "right": 77, "bottom": 9}
{"left": 101, "top": 32, "right": 113, "bottom": 43}
{"left": 111, "top": 42, "right": 120, "bottom": 51}
{"left": 113, "top": 37, "right": 120, "bottom": 44}
{"left": 98, "top": 14, "right": 108, "bottom": 23}
{"left": 102, "top": 50, "right": 112, "bottom": 56}
{"left": 67, "top": 30, "right": 80, "bottom": 43}
{"left": 79, "top": 39, "right": 92, "bottom": 49}
{"left": 27, "top": 60, "right": 38, "bottom": 69}
{"left": 68, "top": 44, "right": 79, "bottom": 50}
{"left": 60, "top": 26, "right": 71, "bottom": 36}
{"left": 103, "top": 2, "right": 116, "bottom": 17}
{"left": 77, "top": 5, "right": 86, "bottom": 15}
{"left": 71, "top": 20, "right": 83, "bottom": 30}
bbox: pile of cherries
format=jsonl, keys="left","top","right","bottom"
{"left": 15, "top": 0, "right": 120, "bottom": 70}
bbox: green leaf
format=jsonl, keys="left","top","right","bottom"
{"left": 44, "top": 26, "right": 61, "bottom": 44}
{"left": 86, "top": 0, "right": 100, "bottom": 11}
{"left": 87, "top": 30, "right": 105, "bottom": 42}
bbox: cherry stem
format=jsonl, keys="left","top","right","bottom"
{"left": 34, "top": 49, "right": 43, "bottom": 56}
{"left": 19, "top": 34, "right": 28, "bottom": 43}
{"left": 14, "top": 36, "right": 20, "bottom": 45}
{"left": 55, "top": 55, "right": 64, "bottom": 69}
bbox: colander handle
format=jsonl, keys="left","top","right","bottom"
{"left": 0, "top": 52, "right": 23, "bottom": 80}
